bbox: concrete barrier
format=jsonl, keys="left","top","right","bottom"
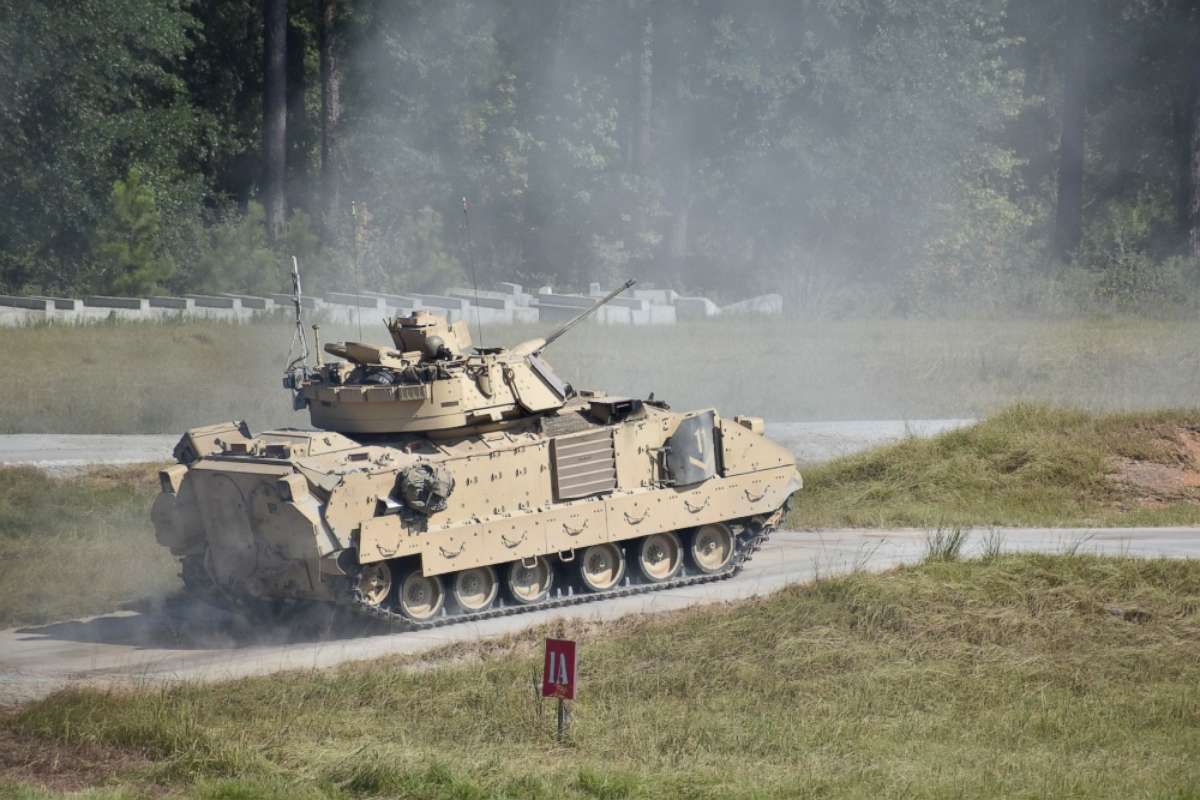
{"left": 0, "top": 296, "right": 52, "bottom": 325}
{"left": 0, "top": 283, "right": 778, "bottom": 327}
{"left": 185, "top": 294, "right": 236, "bottom": 309}
{"left": 674, "top": 296, "right": 721, "bottom": 320}
{"left": 635, "top": 288, "right": 678, "bottom": 305}
{"left": 269, "top": 293, "right": 323, "bottom": 311}
{"left": 535, "top": 299, "right": 630, "bottom": 325}
{"left": 149, "top": 296, "right": 195, "bottom": 311}
{"left": 82, "top": 296, "right": 156, "bottom": 321}
{"left": 182, "top": 294, "right": 249, "bottom": 321}
{"left": 535, "top": 302, "right": 585, "bottom": 323}
{"left": 723, "top": 293, "right": 783, "bottom": 315}
{"left": 493, "top": 282, "right": 534, "bottom": 306}
{"left": 85, "top": 296, "right": 148, "bottom": 310}
{"left": 407, "top": 294, "right": 471, "bottom": 323}
{"left": 365, "top": 291, "right": 424, "bottom": 311}
{"left": 35, "top": 297, "right": 82, "bottom": 311}
{"left": 535, "top": 291, "right": 592, "bottom": 308}
{"left": 448, "top": 288, "right": 514, "bottom": 309}
{"left": 446, "top": 289, "right": 519, "bottom": 323}
{"left": 222, "top": 293, "right": 275, "bottom": 311}
{"left": 324, "top": 291, "right": 385, "bottom": 310}
{"left": 647, "top": 303, "right": 676, "bottom": 324}
{"left": 0, "top": 295, "right": 52, "bottom": 311}
{"left": 319, "top": 292, "right": 390, "bottom": 329}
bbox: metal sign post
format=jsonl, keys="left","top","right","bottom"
{"left": 542, "top": 638, "right": 577, "bottom": 742}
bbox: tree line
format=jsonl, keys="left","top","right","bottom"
{"left": 2, "top": 0, "right": 1199, "bottom": 313}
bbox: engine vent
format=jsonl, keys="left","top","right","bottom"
{"left": 551, "top": 429, "right": 617, "bottom": 500}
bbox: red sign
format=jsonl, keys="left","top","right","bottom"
{"left": 542, "top": 638, "right": 577, "bottom": 700}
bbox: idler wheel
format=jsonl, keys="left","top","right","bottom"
{"left": 358, "top": 562, "right": 393, "bottom": 607}
{"left": 450, "top": 566, "right": 499, "bottom": 613}
{"left": 689, "top": 523, "right": 735, "bottom": 574}
{"left": 506, "top": 557, "right": 554, "bottom": 605}
{"left": 637, "top": 532, "right": 683, "bottom": 582}
{"left": 578, "top": 543, "right": 625, "bottom": 592}
{"left": 397, "top": 569, "right": 445, "bottom": 621}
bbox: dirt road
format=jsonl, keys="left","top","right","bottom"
{"left": 2, "top": 525, "right": 1197, "bottom": 704}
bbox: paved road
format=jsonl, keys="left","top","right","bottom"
{"left": 2, "top": 525, "right": 1197, "bottom": 705}
{"left": 0, "top": 419, "right": 973, "bottom": 473}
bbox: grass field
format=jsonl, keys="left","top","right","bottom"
{"left": 0, "top": 465, "right": 175, "bottom": 628}
{"left": 3, "top": 316, "right": 1200, "bottom": 433}
{"left": 789, "top": 405, "right": 1200, "bottom": 529}
{"left": 1, "top": 406, "right": 1199, "bottom": 628}
{"left": 3, "top": 553, "right": 1200, "bottom": 798}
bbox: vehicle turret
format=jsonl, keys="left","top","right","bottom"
{"left": 288, "top": 281, "right": 633, "bottom": 434}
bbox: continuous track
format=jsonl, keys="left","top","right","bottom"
{"left": 346, "top": 516, "right": 776, "bottom": 630}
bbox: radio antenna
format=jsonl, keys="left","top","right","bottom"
{"left": 284, "top": 255, "right": 309, "bottom": 373}
{"left": 351, "top": 201, "right": 363, "bottom": 341}
{"left": 461, "top": 196, "right": 484, "bottom": 349}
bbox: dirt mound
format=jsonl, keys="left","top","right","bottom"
{"left": 1109, "top": 426, "right": 1200, "bottom": 507}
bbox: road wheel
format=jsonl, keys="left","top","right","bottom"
{"left": 637, "top": 532, "right": 683, "bottom": 582}
{"left": 357, "top": 562, "right": 393, "bottom": 607}
{"left": 689, "top": 523, "right": 735, "bottom": 574}
{"left": 578, "top": 543, "right": 625, "bottom": 592}
{"left": 450, "top": 565, "right": 499, "bottom": 613}
{"left": 506, "top": 557, "right": 554, "bottom": 605}
{"left": 396, "top": 568, "right": 444, "bottom": 622}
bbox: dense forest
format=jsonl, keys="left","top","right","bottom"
{"left": 2, "top": 0, "right": 1200, "bottom": 314}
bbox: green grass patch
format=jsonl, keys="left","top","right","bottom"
{"left": 790, "top": 404, "right": 1200, "bottom": 528}
{"left": 0, "top": 465, "right": 176, "bottom": 627}
{"left": 4, "top": 554, "right": 1200, "bottom": 798}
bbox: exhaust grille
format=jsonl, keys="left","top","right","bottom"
{"left": 551, "top": 429, "right": 617, "bottom": 500}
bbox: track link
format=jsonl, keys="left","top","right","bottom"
{"left": 346, "top": 517, "right": 776, "bottom": 630}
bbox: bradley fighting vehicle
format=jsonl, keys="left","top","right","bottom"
{"left": 152, "top": 280, "right": 801, "bottom": 627}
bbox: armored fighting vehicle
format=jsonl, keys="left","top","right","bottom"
{"left": 152, "top": 281, "right": 801, "bottom": 627}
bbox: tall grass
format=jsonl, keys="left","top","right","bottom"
{"left": 6, "top": 555, "right": 1200, "bottom": 798}
{"left": 791, "top": 404, "right": 1200, "bottom": 528}
{"left": 924, "top": 526, "right": 967, "bottom": 561}
{"left": 0, "top": 465, "right": 175, "bottom": 626}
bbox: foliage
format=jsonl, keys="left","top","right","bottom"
{"left": 2, "top": 0, "right": 1200, "bottom": 308}
{"left": 0, "top": 0, "right": 203, "bottom": 293}
{"left": 91, "top": 168, "right": 175, "bottom": 295}
{"left": 186, "top": 203, "right": 285, "bottom": 296}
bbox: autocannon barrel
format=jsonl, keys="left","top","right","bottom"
{"left": 541, "top": 279, "right": 636, "bottom": 351}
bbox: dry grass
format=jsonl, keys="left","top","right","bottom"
{"left": 4, "top": 554, "right": 1200, "bottom": 798}
{"left": 0, "top": 465, "right": 176, "bottom": 627}
{"left": 3, "top": 316, "right": 1200, "bottom": 433}
{"left": 791, "top": 404, "right": 1200, "bottom": 529}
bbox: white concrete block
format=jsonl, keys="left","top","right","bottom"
{"left": 673, "top": 296, "right": 721, "bottom": 320}
{"left": 723, "top": 293, "right": 783, "bottom": 315}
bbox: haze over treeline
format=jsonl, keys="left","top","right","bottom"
{"left": 2, "top": 0, "right": 1200, "bottom": 314}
